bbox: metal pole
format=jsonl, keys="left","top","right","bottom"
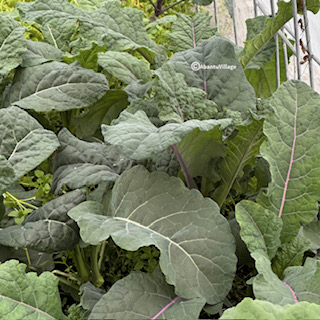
{"left": 292, "top": 0, "right": 301, "bottom": 79}
{"left": 253, "top": 0, "right": 258, "bottom": 17}
{"left": 232, "top": 0, "right": 238, "bottom": 45}
{"left": 213, "top": 0, "right": 219, "bottom": 31}
{"left": 302, "top": 0, "right": 314, "bottom": 88}
{"left": 281, "top": 32, "right": 289, "bottom": 80}
{"left": 271, "top": 0, "right": 280, "bottom": 87}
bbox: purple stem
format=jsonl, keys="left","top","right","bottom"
{"left": 283, "top": 282, "right": 298, "bottom": 303}
{"left": 278, "top": 103, "right": 298, "bottom": 218}
{"left": 171, "top": 144, "right": 197, "bottom": 189}
{"left": 178, "top": 106, "right": 184, "bottom": 122}
{"left": 151, "top": 296, "right": 181, "bottom": 320}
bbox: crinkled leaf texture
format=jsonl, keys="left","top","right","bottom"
{"left": 101, "top": 110, "right": 231, "bottom": 161}
{"left": 168, "top": 37, "right": 256, "bottom": 116}
{"left": 0, "top": 106, "right": 59, "bottom": 180}
{"left": 235, "top": 201, "right": 282, "bottom": 260}
{"left": 153, "top": 63, "right": 218, "bottom": 123}
{"left": 271, "top": 237, "right": 311, "bottom": 279}
{"left": 284, "top": 257, "right": 320, "bottom": 304}
{"left": 98, "top": 51, "right": 152, "bottom": 85}
{"left": 18, "top": 0, "right": 166, "bottom": 66}
{"left": 0, "top": 190, "right": 85, "bottom": 253}
{"left": 52, "top": 129, "right": 120, "bottom": 194}
{"left": 219, "top": 297, "right": 320, "bottom": 319}
{"left": 168, "top": 12, "right": 216, "bottom": 53}
{"left": 21, "top": 40, "right": 63, "bottom": 68}
{"left": 4, "top": 61, "right": 108, "bottom": 112}
{"left": 0, "top": 260, "right": 67, "bottom": 320}
{"left": 257, "top": 80, "right": 320, "bottom": 241}
{"left": 89, "top": 266, "right": 206, "bottom": 320}
{"left": 0, "top": 155, "right": 15, "bottom": 194}
{"left": 0, "top": 15, "right": 27, "bottom": 81}
{"left": 68, "top": 166, "right": 237, "bottom": 305}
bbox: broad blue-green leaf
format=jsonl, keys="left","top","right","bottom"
{"left": 245, "top": 33, "right": 293, "bottom": 99}
{"left": 0, "top": 15, "right": 27, "bottom": 81}
{"left": 4, "top": 61, "right": 108, "bottom": 112}
{"left": 79, "top": 282, "right": 106, "bottom": 317}
{"left": 177, "top": 127, "right": 225, "bottom": 178}
{"left": 0, "top": 155, "right": 15, "bottom": 194}
{"left": 52, "top": 129, "right": 120, "bottom": 193}
{"left": 250, "top": 252, "right": 297, "bottom": 305}
{"left": 299, "top": 220, "right": 320, "bottom": 251}
{"left": 0, "top": 260, "right": 67, "bottom": 319}
{"left": 168, "top": 37, "right": 256, "bottom": 115}
{"left": 257, "top": 81, "right": 320, "bottom": 241}
{"left": 0, "top": 106, "right": 59, "bottom": 179}
{"left": 0, "top": 190, "right": 85, "bottom": 252}
{"left": 98, "top": 51, "right": 152, "bottom": 85}
{"left": 244, "top": 16, "right": 276, "bottom": 69}
{"left": 148, "top": 147, "right": 180, "bottom": 177}
{"left": 89, "top": 267, "right": 206, "bottom": 320}
{"left": 235, "top": 201, "right": 282, "bottom": 260}
{"left": 271, "top": 237, "right": 311, "bottom": 279}
{"left": 70, "top": 90, "right": 129, "bottom": 139}
{"left": 283, "top": 257, "right": 320, "bottom": 304}
{"left": 69, "top": 166, "right": 237, "bottom": 305}
{"left": 219, "top": 297, "right": 320, "bottom": 319}
{"left": 21, "top": 39, "right": 63, "bottom": 68}
{"left": 153, "top": 63, "right": 218, "bottom": 123}
{"left": 101, "top": 110, "right": 231, "bottom": 161}
{"left": 18, "top": 0, "right": 166, "bottom": 66}
{"left": 212, "top": 118, "right": 265, "bottom": 207}
{"left": 168, "top": 12, "right": 216, "bottom": 53}
{"left": 72, "top": 0, "right": 107, "bottom": 10}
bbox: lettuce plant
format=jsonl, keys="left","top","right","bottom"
{"left": 1, "top": 0, "right": 320, "bottom": 319}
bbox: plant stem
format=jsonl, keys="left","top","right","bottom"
{"left": 91, "top": 246, "right": 104, "bottom": 287}
{"left": 24, "top": 248, "right": 32, "bottom": 266}
{"left": 171, "top": 145, "right": 197, "bottom": 190}
{"left": 200, "top": 176, "right": 208, "bottom": 196}
{"left": 52, "top": 271, "right": 80, "bottom": 291}
{"left": 98, "top": 240, "right": 107, "bottom": 270}
{"left": 73, "top": 245, "right": 90, "bottom": 282}
{"left": 161, "top": 0, "right": 185, "bottom": 14}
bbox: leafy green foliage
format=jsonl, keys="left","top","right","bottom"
{"left": 219, "top": 297, "right": 320, "bottom": 319}
{"left": 168, "top": 37, "right": 256, "bottom": 115}
{"left": 1, "top": 1, "right": 320, "bottom": 319}
{"left": 68, "top": 166, "right": 237, "bottom": 305}
{"left": 0, "top": 259, "right": 67, "bottom": 320}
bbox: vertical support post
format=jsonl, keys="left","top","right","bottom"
{"left": 282, "top": 33, "right": 289, "bottom": 81}
{"left": 302, "top": 0, "right": 314, "bottom": 88}
{"left": 292, "top": 0, "right": 301, "bottom": 79}
{"left": 213, "top": 0, "right": 219, "bottom": 31}
{"left": 232, "top": 0, "right": 238, "bottom": 45}
{"left": 271, "top": 0, "right": 280, "bottom": 87}
{"left": 253, "top": 0, "right": 258, "bottom": 17}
